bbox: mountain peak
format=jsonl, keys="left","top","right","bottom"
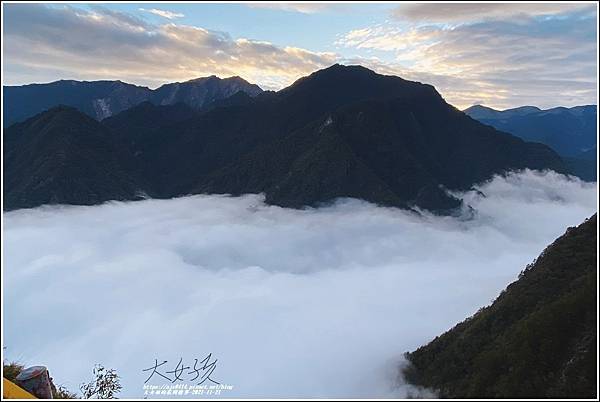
{"left": 464, "top": 104, "right": 492, "bottom": 111}
{"left": 185, "top": 75, "right": 219, "bottom": 83}
{"left": 33, "top": 104, "right": 96, "bottom": 125}
{"left": 4, "top": 74, "right": 265, "bottom": 126}
{"left": 19, "top": 105, "right": 105, "bottom": 138}
{"left": 4, "top": 104, "right": 141, "bottom": 210}
{"left": 465, "top": 104, "right": 542, "bottom": 120}
{"left": 307, "top": 63, "right": 379, "bottom": 79}
{"left": 280, "top": 63, "right": 437, "bottom": 106}
{"left": 182, "top": 75, "right": 255, "bottom": 85}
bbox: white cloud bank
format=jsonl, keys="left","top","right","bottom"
{"left": 3, "top": 170, "right": 597, "bottom": 398}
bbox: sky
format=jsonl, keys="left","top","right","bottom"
{"left": 1, "top": 2, "right": 598, "bottom": 109}
{"left": 3, "top": 170, "right": 597, "bottom": 397}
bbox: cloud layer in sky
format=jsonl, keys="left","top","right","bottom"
{"left": 392, "top": 3, "right": 595, "bottom": 23}
{"left": 3, "top": 170, "right": 597, "bottom": 398}
{"left": 2, "top": 3, "right": 597, "bottom": 108}
{"left": 338, "top": 5, "right": 597, "bottom": 108}
{"left": 3, "top": 4, "right": 335, "bottom": 90}
{"left": 139, "top": 8, "right": 184, "bottom": 20}
{"left": 247, "top": 2, "right": 334, "bottom": 14}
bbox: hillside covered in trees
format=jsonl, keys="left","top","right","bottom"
{"left": 402, "top": 214, "right": 598, "bottom": 398}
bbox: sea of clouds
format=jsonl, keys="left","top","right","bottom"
{"left": 2, "top": 170, "right": 597, "bottom": 398}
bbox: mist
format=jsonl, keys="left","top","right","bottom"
{"left": 2, "top": 170, "right": 597, "bottom": 398}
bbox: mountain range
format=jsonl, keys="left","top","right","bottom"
{"left": 464, "top": 104, "right": 597, "bottom": 181}
{"left": 3, "top": 65, "right": 569, "bottom": 212}
{"left": 3, "top": 76, "right": 262, "bottom": 126}
{"left": 402, "top": 214, "right": 597, "bottom": 398}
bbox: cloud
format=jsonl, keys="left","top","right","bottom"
{"left": 2, "top": 3, "right": 597, "bottom": 109}
{"left": 3, "top": 4, "right": 336, "bottom": 90}
{"left": 337, "top": 9, "right": 597, "bottom": 109}
{"left": 139, "top": 8, "right": 184, "bottom": 20}
{"left": 3, "top": 170, "right": 597, "bottom": 398}
{"left": 247, "top": 3, "right": 334, "bottom": 14}
{"left": 392, "top": 3, "right": 596, "bottom": 23}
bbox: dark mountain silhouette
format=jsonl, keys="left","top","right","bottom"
{"left": 3, "top": 65, "right": 567, "bottom": 212}
{"left": 402, "top": 214, "right": 597, "bottom": 398}
{"left": 103, "top": 101, "right": 196, "bottom": 139}
{"left": 3, "top": 76, "right": 262, "bottom": 126}
{"left": 3, "top": 106, "right": 144, "bottom": 209}
{"left": 464, "top": 104, "right": 597, "bottom": 181}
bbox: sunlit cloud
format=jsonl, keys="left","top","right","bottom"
{"left": 392, "top": 2, "right": 595, "bottom": 23}
{"left": 2, "top": 3, "right": 597, "bottom": 109}
{"left": 138, "top": 8, "right": 184, "bottom": 20}
{"left": 339, "top": 56, "right": 513, "bottom": 109}
{"left": 3, "top": 4, "right": 336, "bottom": 90}
{"left": 337, "top": 6, "right": 597, "bottom": 109}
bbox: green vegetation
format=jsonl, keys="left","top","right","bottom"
{"left": 3, "top": 361, "right": 25, "bottom": 382}
{"left": 403, "top": 214, "right": 597, "bottom": 398}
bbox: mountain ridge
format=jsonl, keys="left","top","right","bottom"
{"left": 464, "top": 104, "right": 597, "bottom": 181}
{"left": 464, "top": 104, "right": 597, "bottom": 156}
{"left": 3, "top": 65, "right": 568, "bottom": 213}
{"left": 3, "top": 75, "right": 263, "bottom": 126}
{"left": 464, "top": 104, "right": 597, "bottom": 118}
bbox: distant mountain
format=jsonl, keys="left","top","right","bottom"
{"left": 465, "top": 104, "right": 542, "bottom": 120}
{"left": 3, "top": 65, "right": 567, "bottom": 213}
{"left": 149, "top": 76, "right": 262, "bottom": 108}
{"left": 3, "top": 76, "right": 262, "bottom": 126}
{"left": 402, "top": 214, "right": 597, "bottom": 398}
{"left": 464, "top": 104, "right": 597, "bottom": 181}
{"left": 465, "top": 104, "right": 597, "bottom": 181}
{"left": 3, "top": 80, "right": 150, "bottom": 126}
